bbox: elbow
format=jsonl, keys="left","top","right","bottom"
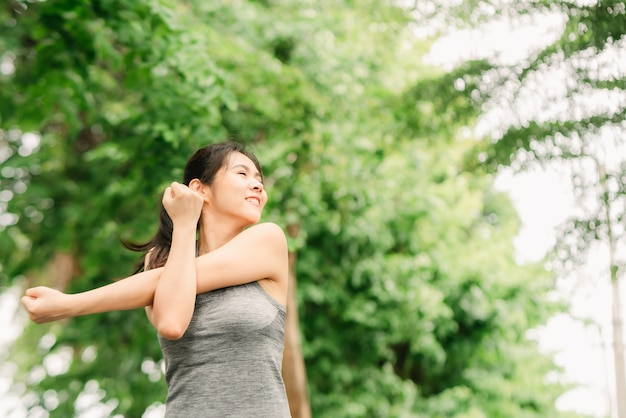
{"left": 156, "top": 321, "right": 188, "bottom": 340}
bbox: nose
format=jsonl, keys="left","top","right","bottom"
{"left": 251, "top": 179, "right": 264, "bottom": 192}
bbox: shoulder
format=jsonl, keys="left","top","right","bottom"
{"left": 244, "top": 222, "right": 287, "bottom": 246}
{"left": 221, "top": 222, "right": 288, "bottom": 265}
{"left": 241, "top": 223, "right": 288, "bottom": 272}
{"left": 245, "top": 223, "right": 289, "bottom": 300}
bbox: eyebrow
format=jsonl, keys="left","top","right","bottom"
{"left": 232, "top": 164, "right": 263, "bottom": 180}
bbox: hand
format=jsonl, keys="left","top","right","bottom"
{"left": 162, "top": 182, "right": 204, "bottom": 226}
{"left": 21, "top": 286, "right": 73, "bottom": 323}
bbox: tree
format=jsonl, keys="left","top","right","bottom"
{"left": 426, "top": 0, "right": 626, "bottom": 415}
{"left": 1, "top": 0, "right": 318, "bottom": 415}
{"left": 1, "top": 0, "right": 580, "bottom": 416}
{"left": 217, "top": 1, "right": 575, "bottom": 416}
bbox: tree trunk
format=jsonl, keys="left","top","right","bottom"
{"left": 281, "top": 225, "right": 311, "bottom": 418}
{"left": 600, "top": 163, "right": 626, "bottom": 418}
{"left": 611, "top": 272, "right": 626, "bottom": 418}
{"left": 28, "top": 251, "right": 79, "bottom": 290}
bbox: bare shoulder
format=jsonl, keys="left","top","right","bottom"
{"left": 246, "top": 222, "right": 286, "bottom": 237}
{"left": 243, "top": 222, "right": 288, "bottom": 250}
{"left": 194, "top": 222, "right": 289, "bottom": 297}
{"left": 248, "top": 223, "right": 288, "bottom": 305}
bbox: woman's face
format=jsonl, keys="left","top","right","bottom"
{"left": 206, "top": 151, "right": 268, "bottom": 226}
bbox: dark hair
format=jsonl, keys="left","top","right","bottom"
{"left": 124, "top": 141, "right": 263, "bottom": 273}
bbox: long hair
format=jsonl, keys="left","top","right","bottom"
{"left": 124, "top": 141, "right": 263, "bottom": 273}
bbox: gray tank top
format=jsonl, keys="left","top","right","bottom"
{"left": 158, "top": 281, "right": 291, "bottom": 418}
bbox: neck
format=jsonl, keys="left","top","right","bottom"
{"left": 197, "top": 213, "right": 246, "bottom": 255}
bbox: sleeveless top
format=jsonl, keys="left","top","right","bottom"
{"left": 158, "top": 281, "right": 291, "bottom": 418}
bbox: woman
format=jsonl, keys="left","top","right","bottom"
{"left": 21, "top": 141, "right": 291, "bottom": 418}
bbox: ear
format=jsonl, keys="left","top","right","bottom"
{"left": 188, "top": 179, "right": 210, "bottom": 202}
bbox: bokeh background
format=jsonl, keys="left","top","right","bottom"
{"left": 1, "top": 1, "right": 625, "bottom": 417}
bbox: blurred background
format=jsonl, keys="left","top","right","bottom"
{"left": 1, "top": 0, "right": 625, "bottom": 417}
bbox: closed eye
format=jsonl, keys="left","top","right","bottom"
{"left": 232, "top": 164, "right": 263, "bottom": 184}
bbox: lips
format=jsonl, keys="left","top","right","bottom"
{"left": 245, "top": 197, "right": 261, "bottom": 207}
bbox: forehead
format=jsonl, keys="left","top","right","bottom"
{"left": 225, "top": 152, "right": 262, "bottom": 176}
{"left": 227, "top": 151, "right": 256, "bottom": 168}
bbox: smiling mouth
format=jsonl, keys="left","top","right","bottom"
{"left": 246, "top": 198, "right": 260, "bottom": 207}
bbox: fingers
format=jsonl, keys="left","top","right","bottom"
{"left": 169, "top": 182, "right": 180, "bottom": 197}
{"left": 163, "top": 183, "right": 187, "bottom": 200}
{"left": 162, "top": 182, "right": 203, "bottom": 225}
{"left": 170, "top": 182, "right": 198, "bottom": 198}
{"left": 21, "top": 291, "right": 38, "bottom": 306}
{"left": 25, "top": 286, "right": 43, "bottom": 297}
{"left": 20, "top": 295, "right": 33, "bottom": 308}
{"left": 163, "top": 182, "right": 202, "bottom": 204}
{"left": 22, "top": 288, "right": 42, "bottom": 318}
{"left": 20, "top": 295, "right": 39, "bottom": 323}
{"left": 162, "top": 186, "right": 173, "bottom": 204}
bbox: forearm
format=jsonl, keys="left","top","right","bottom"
{"left": 70, "top": 267, "right": 163, "bottom": 317}
{"left": 151, "top": 224, "right": 197, "bottom": 339}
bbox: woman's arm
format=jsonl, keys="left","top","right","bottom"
{"left": 149, "top": 182, "right": 201, "bottom": 340}
{"left": 21, "top": 222, "right": 288, "bottom": 324}
{"left": 21, "top": 267, "right": 163, "bottom": 323}
{"left": 194, "top": 222, "right": 288, "bottom": 298}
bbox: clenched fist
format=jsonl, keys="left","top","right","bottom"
{"left": 21, "top": 286, "right": 72, "bottom": 324}
{"left": 162, "top": 182, "right": 204, "bottom": 226}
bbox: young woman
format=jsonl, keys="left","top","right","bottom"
{"left": 20, "top": 142, "right": 291, "bottom": 418}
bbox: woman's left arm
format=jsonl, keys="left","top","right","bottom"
{"left": 192, "top": 222, "right": 288, "bottom": 304}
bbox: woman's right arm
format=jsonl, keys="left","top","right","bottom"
{"left": 21, "top": 267, "right": 164, "bottom": 324}
{"left": 22, "top": 181, "right": 201, "bottom": 326}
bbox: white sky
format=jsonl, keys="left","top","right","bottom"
{"left": 423, "top": 6, "right": 626, "bottom": 417}
{"left": 495, "top": 166, "right": 619, "bottom": 418}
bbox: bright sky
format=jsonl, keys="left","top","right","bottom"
{"left": 495, "top": 166, "right": 619, "bottom": 418}
{"left": 423, "top": 5, "right": 625, "bottom": 417}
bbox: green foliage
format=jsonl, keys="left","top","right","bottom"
{"left": 296, "top": 140, "right": 567, "bottom": 417}
{"left": 432, "top": 1, "right": 626, "bottom": 414}
{"left": 453, "top": 1, "right": 626, "bottom": 270}
{"left": 451, "top": 0, "right": 626, "bottom": 171}
{"left": 1, "top": 0, "right": 579, "bottom": 416}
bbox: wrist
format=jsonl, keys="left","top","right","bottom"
{"left": 172, "top": 221, "right": 198, "bottom": 234}
{"left": 65, "top": 293, "right": 83, "bottom": 318}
